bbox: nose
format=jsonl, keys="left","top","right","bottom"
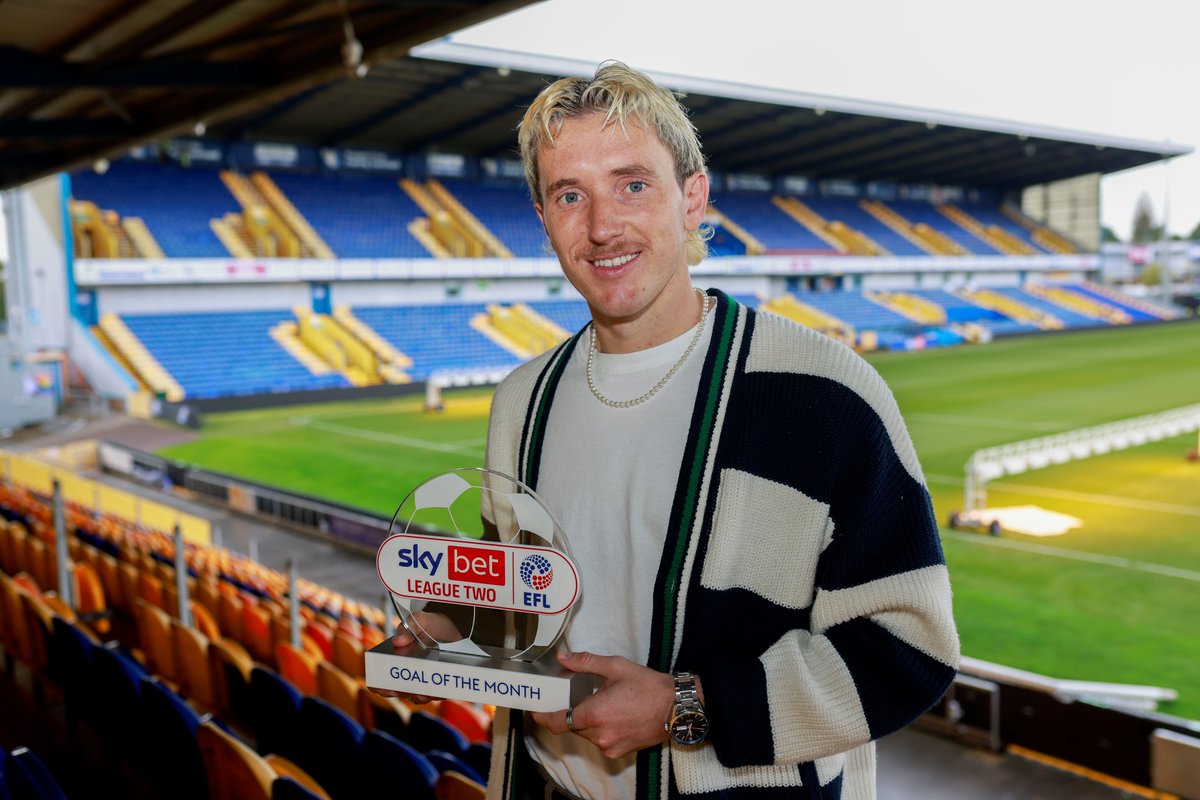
{"left": 587, "top": 193, "right": 623, "bottom": 245}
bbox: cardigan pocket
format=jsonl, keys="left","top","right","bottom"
{"left": 700, "top": 468, "right": 834, "bottom": 610}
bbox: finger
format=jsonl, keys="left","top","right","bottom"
{"left": 529, "top": 708, "right": 573, "bottom": 735}
{"left": 557, "top": 649, "right": 622, "bottom": 680}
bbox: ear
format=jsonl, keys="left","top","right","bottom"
{"left": 534, "top": 202, "right": 546, "bottom": 229}
{"left": 682, "top": 171, "right": 709, "bottom": 231}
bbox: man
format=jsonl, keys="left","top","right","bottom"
{"left": 403, "top": 62, "right": 959, "bottom": 799}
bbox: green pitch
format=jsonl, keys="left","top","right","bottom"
{"left": 159, "top": 319, "right": 1200, "bottom": 719}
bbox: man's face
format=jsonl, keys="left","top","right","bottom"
{"left": 535, "top": 112, "right": 708, "bottom": 346}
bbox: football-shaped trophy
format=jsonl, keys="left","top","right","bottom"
{"left": 365, "top": 468, "right": 590, "bottom": 711}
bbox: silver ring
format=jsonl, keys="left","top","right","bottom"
{"left": 566, "top": 705, "right": 576, "bottom": 733}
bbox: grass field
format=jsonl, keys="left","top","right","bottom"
{"left": 159, "top": 319, "right": 1200, "bottom": 719}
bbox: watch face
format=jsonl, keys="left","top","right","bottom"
{"left": 669, "top": 710, "right": 709, "bottom": 745}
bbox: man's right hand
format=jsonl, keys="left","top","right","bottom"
{"left": 369, "top": 610, "right": 461, "bottom": 704}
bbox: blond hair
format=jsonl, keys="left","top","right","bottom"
{"left": 518, "top": 62, "right": 711, "bottom": 265}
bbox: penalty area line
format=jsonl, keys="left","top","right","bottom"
{"left": 943, "top": 531, "right": 1200, "bottom": 583}
{"left": 289, "top": 417, "right": 486, "bottom": 457}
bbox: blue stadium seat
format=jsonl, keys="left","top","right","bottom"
{"left": 122, "top": 310, "right": 350, "bottom": 399}
{"left": 424, "top": 750, "right": 486, "bottom": 785}
{"left": 709, "top": 191, "right": 832, "bottom": 253}
{"left": 359, "top": 730, "right": 437, "bottom": 800}
{"left": 49, "top": 616, "right": 95, "bottom": 732}
{"left": 90, "top": 642, "right": 149, "bottom": 757}
{"left": 267, "top": 171, "right": 429, "bottom": 258}
{"left": 6, "top": 748, "right": 67, "bottom": 800}
{"left": 249, "top": 665, "right": 304, "bottom": 762}
{"left": 440, "top": 178, "right": 546, "bottom": 257}
{"left": 405, "top": 710, "right": 470, "bottom": 756}
{"left": 140, "top": 676, "right": 210, "bottom": 800}
{"left": 270, "top": 777, "right": 326, "bottom": 800}
{"left": 352, "top": 304, "right": 520, "bottom": 381}
{"left": 294, "top": 696, "right": 364, "bottom": 800}
{"left": 70, "top": 161, "right": 236, "bottom": 257}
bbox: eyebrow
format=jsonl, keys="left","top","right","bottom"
{"left": 544, "top": 164, "right": 659, "bottom": 197}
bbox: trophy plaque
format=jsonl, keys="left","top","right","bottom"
{"left": 365, "top": 468, "right": 590, "bottom": 712}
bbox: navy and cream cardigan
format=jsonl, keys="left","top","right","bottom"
{"left": 483, "top": 290, "right": 960, "bottom": 799}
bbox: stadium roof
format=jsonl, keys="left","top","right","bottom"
{"left": 0, "top": 0, "right": 540, "bottom": 191}
{"left": 1, "top": 10, "right": 1191, "bottom": 194}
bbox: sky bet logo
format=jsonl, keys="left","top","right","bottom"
{"left": 379, "top": 533, "right": 579, "bottom": 616}
{"left": 395, "top": 543, "right": 506, "bottom": 586}
{"left": 396, "top": 543, "right": 444, "bottom": 576}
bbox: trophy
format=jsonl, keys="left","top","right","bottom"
{"left": 364, "top": 468, "right": 591, "bottom": 712}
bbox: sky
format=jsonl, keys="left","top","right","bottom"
{"left": 2, "top": 0, "right": 1194, "bottom": 262}
{"left": 453, "top": 0, "right": 1199, "bottom": 242}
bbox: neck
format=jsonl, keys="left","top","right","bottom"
{"left": 593, "top": 285, "right": 706, "bottom": 354}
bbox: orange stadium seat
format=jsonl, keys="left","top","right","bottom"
{"left": 134, "top": 597, "right": 178, "bottom": 683}
{"left": 208, "top": 637, "right": 254, "bottom": 727}
{"left": 332, "top": 628, "right": 365, "bottom": 679}
{"left": 435, "top": 771, "right": 487, "bottom": 800}
{"left": 276, "top": 641, "right": 319, "bottom": 696}
{"left": 197, "top": 720, "right": 275, "bottom": 800}
{"left": 172, "top": 619, "right": 215, "bottom": 711}
{"left": 315, "top": 660, "right": 360, "bottom": 721}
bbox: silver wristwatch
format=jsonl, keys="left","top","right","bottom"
{"left": 665, "top": 671, "right": 709, "bottom": 745}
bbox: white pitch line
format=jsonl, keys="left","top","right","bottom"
{"left": 907, "top": 413, "right": 1075, "bottom": 432}
{"left": 290, "top": 417, "right": 486, "bottom": 456}
{"left": 944, "top": 530, "right": 1200, "bottom": 583}
{"left": 925, "top": 473, "right": 1200, "bottom": 517}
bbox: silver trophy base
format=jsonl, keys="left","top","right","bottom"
{"left": 364, "top": 639, "right": 597, "bottom": 712}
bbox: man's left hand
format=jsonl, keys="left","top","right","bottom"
{"left": 529, "top": 650, "right": 681, "bottom": 759}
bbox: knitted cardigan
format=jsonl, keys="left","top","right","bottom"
{"left": 482, "top": 290, "right": 960, "bottom": 800}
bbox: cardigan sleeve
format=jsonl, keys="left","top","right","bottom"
{"left": 693, "top": 353, "right": 960, "bottom": 769}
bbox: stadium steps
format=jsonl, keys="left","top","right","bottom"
{"left": 939, "top": 205, "right": 1035, "bottom": 255}
{"left": 399, "top": 178, "right": 486, "bottom": 257}
{"left": 270, "top": 321, "right": 337, "bottom": 376}
{"left": 1079, "top": 280, "right": 1179, "bottom": 320}
{"left": 1024, "top": 284, "right": 1131, "bottom": 324}
{"left": 210, "top": 213, "right": 255, "bottom": 258}
{"left": 251, "top": 172, "right": 335, "bottom": 258}
{"left": 219, "top": 171, "right": 302, "bottom": 257}
{"left": 90, "top": 323, "right": 152, "bottom": 392}
{"left": 956, "top": 288, "right": 1064, "bottom": 330}
{"left": 772, "top": 197, "right": 884, "bottom": 254}
{"left": 121, "top": 216, "right": 165, "bottom": 258}
{"left": 471, "top": 304, "right": 569, "bottom": 359}
{"left": 292, "top": 306, "right": 377, "bottom": 386}
{"left": 865, "top": 290, "right": 947, "bottom": 325}
{"left": 760, "top": 293, "right": 856, "bottom": 344}
{"left": 1000, "top": 205, "right": 1080, "bottom": 254}
{"left": 426, "top": 179, "right": 513, "bottom": 258}
{"left": 68, "top": 200, "right": 147, "bottom": 258}
{"left": 705, "top": 204, "right": 765, "bottom": 255}
{"left": 332, "top": 305, "right": 412, "bottom": 383}
{"left": 97, "top": 312, "right": 186, "bottom": 400}
{"left": 860, "top": 200, "right": 966, "bottom": 255}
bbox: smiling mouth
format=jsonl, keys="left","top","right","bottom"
{"left": 591, "top": 252, "right": 639, "bottom": 268}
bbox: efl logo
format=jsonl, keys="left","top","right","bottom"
{"left": 448, "top": 545, "right": 506, "bottom": 586}
{"left": 519, "top": 554, "right": 554, "bottom": 591}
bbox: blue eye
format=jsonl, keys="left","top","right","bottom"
{"left": 627, "top": 181, "right": 646, "bottom": 193}
{"left": 561, "top": 191, "right": 581, "bottom": 205}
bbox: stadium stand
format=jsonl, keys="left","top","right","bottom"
{"left": 119, "top": 310, "right": 351, "bottom": 399}
{"left": 267, "top": 172, "right": 430, "bottom": 259}
{"left": 70, "top": 162, "right": 235, "bottom": 258}
{"left": 709, "top": 191, "right": 832, "bottom": 252}
{"left": 438, "top": 178, "right": 546, "bottom": 258}
{"left": 0, "top": 473, "right": 501, "bottom": 800}
{"left": 352, "top": 304, "right": 520, "bottom": 381}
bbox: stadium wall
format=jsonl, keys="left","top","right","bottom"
{"left": 1021, "top": 173, "right": 1101, "bottom": 252}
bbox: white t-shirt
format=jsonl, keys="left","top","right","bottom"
{"left": 526, "top": 314, "right": 714, "bottom": 799}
